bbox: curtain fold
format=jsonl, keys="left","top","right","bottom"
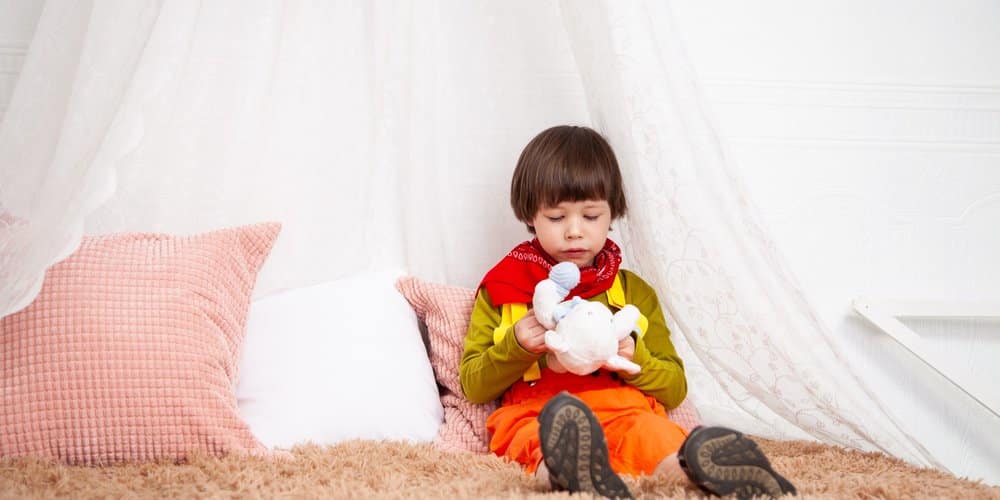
{"left": 559, "top": 0, "right": 939, "bottom": 468}
{"left": 0, "top": 0, "right": 948, "bottom": 472}
{"left": 0, "top": 0, "right": 589, "bottom": 315}
{"left": 0, "top": 0, "right": 163, "bottom": 317}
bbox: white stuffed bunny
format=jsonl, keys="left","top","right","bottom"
{"left": 533, "top": 262, "right": 642, "bottom": 376}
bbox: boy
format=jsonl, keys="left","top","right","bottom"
{"left": 460, "top": 125, "right": 797, "bottom": 499}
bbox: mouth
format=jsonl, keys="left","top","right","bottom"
{"left": 563, "top": 249, "right": 587, "bottom": 256}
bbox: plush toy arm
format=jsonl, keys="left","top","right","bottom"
{"left": 605, "top": 355, "right": 641, "bottom": 374}
{"left": 611, "top": 304, "right": 642, "bottom": 340}
{"left": 544, "top": 329, "right": 570, "bottom": 354}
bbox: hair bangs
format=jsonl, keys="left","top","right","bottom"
{"left": 510, "top": 125, "right": 627, "bottom": 232}
{"left": 538, "top": 157, "right": 610, "bottom": 209}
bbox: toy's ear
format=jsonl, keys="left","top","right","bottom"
{"left": 534, "top": 279, "right": 566, "bottom": 330}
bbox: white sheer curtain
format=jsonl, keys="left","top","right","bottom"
{"left": 0, "top": 0, "right": 162, "bottom": 317}
{"left": 0, "top": 0, "right": 943, "bottom": 470}
{"left": 0, "top": 0, "right": 587, "bottom": 316}
{"left": 560, "top": 0, "right": 939, "bottom": 468}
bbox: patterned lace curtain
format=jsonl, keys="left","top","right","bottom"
{"left": 560, "top": 0, "right": 939, "bottom": 468}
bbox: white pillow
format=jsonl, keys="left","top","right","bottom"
{"left": 237, "top": 269, "right": 443, "bottom": 448}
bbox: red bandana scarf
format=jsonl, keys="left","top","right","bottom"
{"left": 480, "top": 238, "right": 622, "bottom": 305}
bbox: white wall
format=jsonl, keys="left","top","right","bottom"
{"left": 670, "top": 0, "right": 1000, "bottom": 483}
{"left": 2, "top": 0, "right": 997, "bottom": 484}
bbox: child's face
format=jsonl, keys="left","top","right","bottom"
{"left": 529, "top": 199, "right": 612, "bottom": 268}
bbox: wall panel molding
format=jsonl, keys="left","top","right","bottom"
{"left": 728, "top": 136, "right": 1000, "bottom": 153}
{"left": 703, "top": 77, "right": 1000, "bottom": 111}
{"left": 700, "top": 77, "right": 1000, "bottom": 150}
{"left": 702, "top": 77, "right": 1000, "bottom": 92}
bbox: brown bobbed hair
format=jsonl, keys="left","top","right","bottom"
{"left": 510, "top": 125, "right": 627, "bottom": 233}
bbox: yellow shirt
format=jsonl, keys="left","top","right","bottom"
{"left": 459, "top": 269, "right": 687, "bottom": 408}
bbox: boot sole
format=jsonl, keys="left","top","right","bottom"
{"left": 538, "top": 392, "right": 632, "bottom": 499}
{"left": 678, "top": 426, "right": 797, "bottom": 499}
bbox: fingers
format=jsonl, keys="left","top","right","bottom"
{"left": 520, "top": 309, "right": 542, "bottom": 328}
{"left": 519, "top": 332, "right": 547, "bottom": 353}
{"left": 618, "top": 335, "right": 635, "bottom": 360}
{"left": 514, "top": 311, "right": 548, "bottom": 354}
{"left": 523, "top": 339, "right": 547, "bottom": 354}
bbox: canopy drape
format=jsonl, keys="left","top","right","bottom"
{"left": 0, "top": 0, "right": 942, "bottom": 473}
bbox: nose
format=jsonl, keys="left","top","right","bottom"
{"left": 566, "top": 216, "right": 583, "bottom": 239}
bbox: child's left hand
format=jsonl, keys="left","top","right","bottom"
{"left": 617, "top": 335, "right": 635, "bottom": 361}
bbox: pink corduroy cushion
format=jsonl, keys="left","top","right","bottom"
{"left": 395, "top": 275, "right": 702, "bottom": 454}
{"left": 0, "top": 222, "right": 281, "bottom": 464}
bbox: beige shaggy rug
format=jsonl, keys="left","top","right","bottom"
{"left": 2, "top": 438, "right": 997, "bottom": 499}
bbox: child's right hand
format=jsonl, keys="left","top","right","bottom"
{"left": 513, "top": 309, "right": 548, "bottom": 354}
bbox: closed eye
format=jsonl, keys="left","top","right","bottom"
{"left": 584, "top": 215, "right": 600, "bottom": 221}
{"left": 547, "top": 216, "right": 564, "bottom": 222}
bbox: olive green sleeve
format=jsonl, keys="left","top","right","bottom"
{"left": 619, "top": 270, "right": 688, "bottom": 409}
{"left": 459, "top": 288, "right": 542, "bottom": 404}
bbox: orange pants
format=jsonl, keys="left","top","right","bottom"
{"left": 487, "top": 369, "right": 687, "bottom": 476}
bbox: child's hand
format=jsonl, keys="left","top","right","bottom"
{"left": 513, "top": 309, "right": 548, "bottom": 354}
{"left": 617, "top": 335, "right": 635, "bottom": 361}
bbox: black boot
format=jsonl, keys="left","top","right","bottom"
{"left": 677, "top": 426, "right": 797, "bottom": 499}
{"left": 537, "top": 391, "right": 633, "bottom": 499}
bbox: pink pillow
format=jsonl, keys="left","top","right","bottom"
{"left": 0, "top": 222, "right": 281, "bottom": 464}
{"left": 395, "top": 276, "right": 496, "bottom": 453}
{"left": 395, "top": 276, "right": 701, "bottom": 454}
